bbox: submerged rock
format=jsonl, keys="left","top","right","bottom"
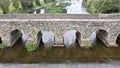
{"left": 41, "top": 31, "right": 54, "bottom": 48}
{"left": 63, "top": 30, "right": 77, "bottom": 48}
{"left": 90, "top": 31, "right": 96, "bottom": 46}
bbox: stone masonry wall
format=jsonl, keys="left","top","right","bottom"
{"left": 0, "top": 14, "right": 120, "bottom": 46}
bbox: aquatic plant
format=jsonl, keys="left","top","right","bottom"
{"left": 25, "top": 43, "right": 38, "bottom": 52}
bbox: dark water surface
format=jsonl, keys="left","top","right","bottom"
{"left": 0, "top": 37, "right": 120, "bottom": 63}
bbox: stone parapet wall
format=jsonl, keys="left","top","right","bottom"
{"left": 0, "top": 14, "right": 119, "bottom": 19}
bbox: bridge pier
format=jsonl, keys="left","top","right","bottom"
{"left": 107, "top": 36, "right": 118, "bottom": 47}
{"left": 54, "top": 36, "right": 64, "bottom": 47}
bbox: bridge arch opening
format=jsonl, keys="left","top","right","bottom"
{"left": 10, "top": 29, "right": 28, "bottom": 47}
{"left": 37, "top": 31, "right": 42, "bottom": 46}
{"left": 37, "top": 30, "right": 54, "bottom": 48}
{"left": 116, "top": 34, "right": 120, "bottom": 45}
{"left": 0, "top": 37, "right": 2, "bottom": 44}
{"left": 63, "top": 30, "right": 81, "bottom": 48}
{"left": 96, "top": 29, "right": 108, "bottom": 46}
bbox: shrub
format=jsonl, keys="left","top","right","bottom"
{"left": 0, "top": 44, "right": 7, "bottom": 49}
{"left": 25, "top": 43, "right": 38, "bottom": 52}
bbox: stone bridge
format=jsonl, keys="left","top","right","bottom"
{"left": 0, "top": 14, "right": 120, "bottom": 47}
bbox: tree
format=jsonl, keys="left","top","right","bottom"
{"left": 0, "top": 0, "right": 10, "bottom": 14}
{"left": 9, "top": 0, "right": 16, "bottom": 13}
{"left": 86, "top": 0, "right": 120, "bottom": 13}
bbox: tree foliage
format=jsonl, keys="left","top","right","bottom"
{"left": 85, "top": 0, "right": 120, "bottom": 13}
{"left": 46, "top": 3, "right": 70, "bottom": 13}
{"left": 0, "top": 0, "right": 56, "bottom": 14}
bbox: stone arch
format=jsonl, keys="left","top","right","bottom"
{"left": 63, "top": 30, "right": 81, "bottom": 48}
{"left": 10, "top": 29, "right": 28, "bottom": 46}
{"left": 96, "top": 29, "right": 109, "bottom": 46}
{"left": 37, "top": 30, "right": 54, "bottom": 48}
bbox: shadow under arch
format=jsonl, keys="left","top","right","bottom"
{"left": 10, "top": 29, "right": 28, "bottom": 47}
{"left": 0, "top": 37, "right": 2, "bottom": 44}
{"left": 37, "top": 31, "right": 43, "bottom": 46}
{"left": 116, "top": 34, "right": 120, "bottom": 45}
{"left": 63, "top": 30, "right": 81, "bottom": 48}
{"left": 37, "top": 30, "right": 54, "bottom": 48}
{"left": 96, "top": 29, "right": 109, "bottom": 46}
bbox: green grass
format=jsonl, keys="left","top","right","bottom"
{"left": 81, "top": 44, "right": 92, "bottom": 49}
{"left": 0, "top": 44, "right": 7, "bottom": 49}
{"left": 25, "top": 43, "right": 38, "bottom": 52}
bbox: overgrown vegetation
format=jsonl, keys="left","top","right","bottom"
{"left": 85, "top": 0, "right": 120, "bottom": 13}
{"left": 81, "top": 44, "right": 92, "bottom": 49}
{"left": 25, "top": 43, "right": 38, "bottom": 52}
{"left": 0, "top": 0, "right": 57, "bottom": 14}
{"left": 0, "top": 43, "right": 38, "bottom": 52}
{"left": 0, "top": 44, "right": 7, "bottom": 49}
{"left": 46, "top": 3, "right": 70, "bottom": 13}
